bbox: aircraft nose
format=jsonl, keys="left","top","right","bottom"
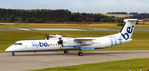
{"left": 5, "top": 48, "right": 9, "bottom": 52}
{"left": 5, "top": 46, "right": 14, "bottom": 52}
{"left": 5, "top": 48, "right": 10, "bottom": 52}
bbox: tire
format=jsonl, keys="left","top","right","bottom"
{"left": 78, "top": 52, "right": 83, "bottom": 56}
{"left": 12, "top": 52, "right": 15, "bottom": 56}
{"left": 64, "top": 50, "right": 68, "bottom": 54}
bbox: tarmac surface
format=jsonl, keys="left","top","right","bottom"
{"left": 0, "top": 28, "right": 149, "bottom": 31}
{"left": 1, "top": 50, "right": 149, "bottom": 71}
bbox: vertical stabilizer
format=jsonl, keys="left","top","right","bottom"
{"left": 120, "top": 19, "right": 138, "bottom": 40}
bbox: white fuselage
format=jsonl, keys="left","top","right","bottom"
{"left": 5, "top": 33, "right": 131, "bottom": 52}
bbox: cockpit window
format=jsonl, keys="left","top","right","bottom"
{"left": 14, "top": 43, "right": 22, "bottom": 45}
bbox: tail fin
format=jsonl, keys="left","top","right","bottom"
{"left": 120, "top": 19, "right": 138, "bottom": 40}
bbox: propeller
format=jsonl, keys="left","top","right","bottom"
{"left": 57, "top": 37, "right": 63, "bottom": 47}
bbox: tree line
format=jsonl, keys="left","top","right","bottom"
{"left": 131, "top": 13, "right": 149, "bottom": 19}
{"left": 107, "top": 12, "right": 149, "bottom": 19}
{"left": 107, "top": 12, "right": 139, "bottom": 15}
{"left": 0, "top": 8, "right": 116, "bottom": 23}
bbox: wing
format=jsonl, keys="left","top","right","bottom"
{"left": 74, "top": 38, "right": 94, "bottom": 46}
{"left": 49, "top": 35, "right": 62, "bottom": 38}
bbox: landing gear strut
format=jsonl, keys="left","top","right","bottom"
{"left": 12, "top": 52, "right": 15, "bottom": 56}
{"left": 64, "top": 50, "right": 68, "bottom": 54}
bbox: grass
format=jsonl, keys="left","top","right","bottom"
{"left": 0, "top": 23, "right": 149, "bottom": 29}
{"left": 0, "top": 30, "right": 149, "bottom": 53}
{"left": 32, "top": 58, "right": 149, "bottom": 71}
{"left": 0, "top": 23, "right": 120, "bottom": 29}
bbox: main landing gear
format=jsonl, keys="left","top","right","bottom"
{"left": 12, "top": 52, "right": 15, "bottom": 56}
{"left": 64, "top": 50, "right": 83, "bottom": 56}
{"left": 78, "top": 49, "right": 83, "bottom": 56}
{"left": 78, "top": 51, "right": 83, "bottom": 56}
{"left": 64, "top": 50, "right": 69, "bottom": 54}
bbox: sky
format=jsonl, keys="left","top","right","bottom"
{"left": 0, "top": 0, "right": 148, "bottom": 13}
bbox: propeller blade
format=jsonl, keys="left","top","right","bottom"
{"left": 45, "top": 34, "right": 49, "bottom": 40}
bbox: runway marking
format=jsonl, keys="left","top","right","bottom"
{"left": 17, "top": 28, "right": 30, "bottom": 31}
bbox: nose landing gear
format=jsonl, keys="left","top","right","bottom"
{"left": 12, "top": 52, "right": 15, "bottom": 56}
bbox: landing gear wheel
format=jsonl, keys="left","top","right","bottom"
{"left": 12, "top": 52, "right": 15, "bottom": 56}
{"left": 78, "top": 52, "right": 83, "bottom": 56}
{"left": 64, "top": 50, "right": 68, "bottom": 54}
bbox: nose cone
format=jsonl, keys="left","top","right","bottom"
{"left": 5, "top": 48, "right": 10, "bottom": 52}
{"left": 5, "top": 46, "right": 14, "bottom": 52}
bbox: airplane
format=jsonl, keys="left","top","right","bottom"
{"left": 5, "top": 19, "right": 138, "bottom": 56}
